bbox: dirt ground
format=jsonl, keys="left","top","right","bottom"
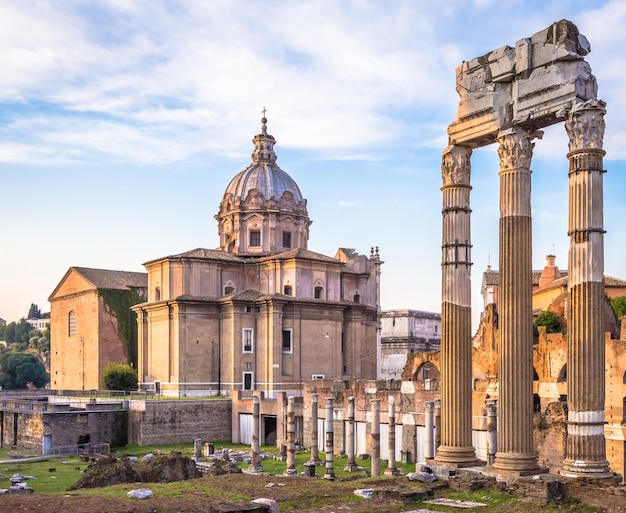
{"left": 0, "top": 472, "right": 612, "bottom": 513}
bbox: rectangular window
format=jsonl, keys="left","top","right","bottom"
{"left": 282, "top": 329, "right": 293, "bottom": 353}
{"left": 249, "top": 230, "right": 261, "bottom": 247}
{"left": 243, "top": 328, "right": 254, "bottom": 353}
{"left": 243, "top": 372, "right": 254, "bottom": 390}
{"left": 282, "top": 231, "right": 292, "bottom": 248}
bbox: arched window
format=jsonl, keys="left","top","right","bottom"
{"left": 68, "top": 311, "right": 76, "bottom": 337}
{"left": 557, "top": 364, "right": 567, "bottom": 383}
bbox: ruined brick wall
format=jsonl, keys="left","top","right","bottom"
{"left": 128, "top": 399, "right": 231, "bottom": 446}
{"left": 1, "top": 410, "right": 128, "bottom": 451}
{"left": 533, "top": 401, "right": 567, "bottom": 473}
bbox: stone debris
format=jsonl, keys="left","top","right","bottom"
{"left": 251, "top": 497, "right": 279, "bottom": 513}
{"left": 424, "top": 497, "right": 487, "bottom": 508}
{"left": 353, "top": 488, "right": 374, "bottom": 499}
{"left": 406, "top": 471, "right": 437, "bottom": 483}
{"left": 127, "top": 488, "right": 154, "bottom": 499}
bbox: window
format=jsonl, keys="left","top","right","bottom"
{"left": 243, "top": 329, "right": 254, "bottom": 353}
{"left": 224, "top": 286, "right": 235, "bottom": 294}
{"left": 282, "top": 231, "right": 292, "bottom": 248}
{"left": 284, "top": 285, "right": 293, "bottom": 296}
{"left": 312, "top": 374, "right": 325, "bottom": 380}
{"left": 249, "top": 230, "right": 261, "bottom": 247}
{"left": 282, "top": 329, "right": 293, "bottom": 353}
{"left": 68, "top": 311, "right": 76, "bottom": 337}
{"left": 314, "top": 286, "right": 323, "bottom": 299}
{"left": 243, "top": 372, "right": 254, "bottom": 390}
{"left": 353, "top": 293, "right": 360, "bottom": 304}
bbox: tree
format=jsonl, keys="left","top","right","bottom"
{"left": 610, "top": 295, "right": 626, "bottom": 320}
{"left": 533, "top": 310, "right": 562, "bottom": 337}
{"left": 0, "top": 352, "right": 49, "bottom": 389}
{"left": 27, "top": 303, "right": 42, "bottom": 319}
{"left": 102, "top": 363, "right": 138, "bottom": 391}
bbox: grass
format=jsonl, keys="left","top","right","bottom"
{"left": 0, "top": 444, "right": 610, "bottom": 512}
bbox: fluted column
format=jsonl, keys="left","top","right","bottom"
{"left": 561, "top": 99, "right": 612, "bottom": 479}
{"left": 436, "top": 144, "right": 479, "bottom": 467}
{"left": 493, "top": 128, "right": 540, "bottom": 474}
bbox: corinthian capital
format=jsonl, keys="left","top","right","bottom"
{"left": 441, "top": 145, "right": 472, "bottom": 186}
{"left": 565, "top": 99, "right": 607, "bottom": 152}
{"left": 496, "top": 129, "right": 541, "bottom": 170}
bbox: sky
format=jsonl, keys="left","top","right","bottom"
{"left": 1, "top": 0, "right": 626, "bottom": 329}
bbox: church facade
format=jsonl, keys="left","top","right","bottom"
{"left": 132, "top": 117, "right": 383, "bottom": 396}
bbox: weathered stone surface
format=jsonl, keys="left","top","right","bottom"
{"left": 449, "top": 20, "right": 597, "bottom": 148}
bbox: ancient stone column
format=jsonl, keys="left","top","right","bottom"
{"left": 493, "top": 128, "right": 541, "bottom": 474}
{"left": 436, "top": 144, "right": 479, "bottom": 467}
{"left": 561, "top": 99, "right": 612, "bottom": 479}
{"left": 249, "top": 395, "right": 263, "bottom": 472}
{"left": 486, "top": 400, "right": 497, "bottom": 466}
{"left": 434, "top": 398, "right": 441, "bottom": 455}
{"left": 193, "top": 437, "right": 203, "bottom": 462}
{"left": 371, "top": 399, "right": 380, "bottom": 477}
{"left": 385, "top": 396, "right": 400, "bottom": 476}
{"left": 308, "top": 393, "right": 321, "bottom": 465}
{"left": 323, "top": 398, "right": 335, "bottom": 480}
{"left": 344, "top": 396, "right": 358, "bottom": 471}
{"left": 424, "top": 401, "right": 435, "bottom": 462}
{"left": 284, "top": 396, "right": 297, "bottom": 475}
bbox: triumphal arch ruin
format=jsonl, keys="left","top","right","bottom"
{"left": 438, "top": 20, "right": 611, "bottom": 478}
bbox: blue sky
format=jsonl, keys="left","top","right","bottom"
{"left": 1, "top": 0, "right": 626, "bottom": 328}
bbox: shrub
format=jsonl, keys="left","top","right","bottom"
{"left": 102, "top": 362, "right": 138, "bottom": 391}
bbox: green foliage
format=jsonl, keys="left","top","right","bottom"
{"left": 102, "top": 362, "right": 138, "bottom": 391}
{"left": 0, "top": 352, "right": 49, "bottom": 389}
{"left": 533, "top": 310, "right": 562, "bottom": 337}
{"left": 3, "top": 319, "right": 34, "bottom": 344}
{"left": 27, "top": 303, "right": 42, "bottom": 319}
{"left": 610, "top": 295, "right": 626, "bottom": 320}
{"left": 97, "top": 288, "right": 144, "bottom": 368}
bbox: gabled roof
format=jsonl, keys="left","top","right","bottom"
{"left": 70, "top": 267, "right": 147, "bottom": 290}
{"left": 483, "top": 268, "right": 562, "bottom": 286}
{"left": 143, "top": 248, "right": 245, "bottom": 266}
{"left": 258, "top": 248, "right": 343, "bottom": 265}
{"left": 49, "top": 266, "right": 147, "bottom": 301}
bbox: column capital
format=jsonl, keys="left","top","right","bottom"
{"left": 497, "top": 128, "right": 543, "bottom": 170}
{"left": 565, "top": 99, "right": 607, "bottom": 153}
{"left": 442, "top": 144, "right": 472, "bottom": 187}
{"left": 425, "top": 401, "right": 434, "bottom": 413}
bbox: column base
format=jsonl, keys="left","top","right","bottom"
{"left": 492, "top": 451, "right": 543, "bottom": 475}
{"left": 384, "top": 467, "right": 401, "bottom": 476}
{"left": 247, "top": 464, "right": 264, "bottom": 473}
{"left": 343, "top": 462, "right": 360, "bottom": 472}
{"left": 322, "top": 473, "right": 336, "bottom": 481}
{"left": 308, "top": 458, "right": 323, "bottom": 466}
{"left": 432, "top": 446, "right": 483, "bottom": 468}
{"left": 560, "top": 459, "right": 614, "bottom": 480}
{"left": 283, "top": 468, "right": 298, "bottom": 476}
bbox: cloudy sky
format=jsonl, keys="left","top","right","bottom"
{"left": 1, "top": 0, "right": 625, "bottom": 328}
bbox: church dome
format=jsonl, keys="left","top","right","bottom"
{"left": 216, "top": 115, "right": 311, "bottom": 255}
{"left": 223, "top": 116, "right": 303, "bottom": 204}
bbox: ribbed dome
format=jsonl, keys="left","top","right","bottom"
{"left": 225, "top": 165, "right": 304, "bottom": 204}
{"left": 223, "top": 116, "right": 303, "bottom": 203}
